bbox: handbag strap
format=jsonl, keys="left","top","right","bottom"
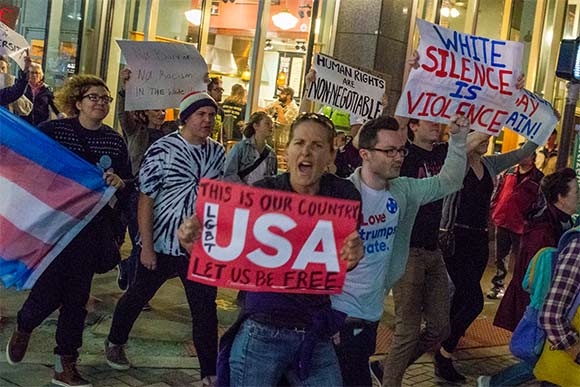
{"left": 238, "top": 147, "right": 270, "bottom": 180}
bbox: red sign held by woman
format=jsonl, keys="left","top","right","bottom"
{"left": 187, "top": 179, "right": 360, "bottom": 294}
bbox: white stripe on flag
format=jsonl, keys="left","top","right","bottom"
{"left": 0, "top": 176, "right": 78, "bottom": 245}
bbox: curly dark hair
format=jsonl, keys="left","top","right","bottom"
{"left": 541, "top": 168, "right": 577, "bottom": 204}
{"left": 54, "top": 75, "right": 110, "bottom": 116}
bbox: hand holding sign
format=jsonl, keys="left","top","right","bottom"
{"left": 448, "top": 114, "right": 470, "bottom": 135}
{"left": 340, "top": 230, "right": 364, "bottom": 270}
{"left": 0, "top": 21, "right": 31, "bottom": 70}
{"left": 178, "top": 215, "right": 202, "bottom": 254}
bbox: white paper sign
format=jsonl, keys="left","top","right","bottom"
{"left": 396, "top": 19, "right": 557, "bottom": 145}
{"left": 116, "top": 40, "right": 209, "bottom": 111}
{"left": 306, "top": 53, "right": 386, "bottom": 121}
{"left": 0, "top": 21, "right": 30, "bottom": 70}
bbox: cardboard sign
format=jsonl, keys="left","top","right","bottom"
{"left": 396, "top": 19, "right": 557, "bottom": 145}
{"left": 306, "top": 53, "right": 386, "bottom": 122}
{"left": 0, "top": 21, "right": 29, "bottom": 70}
{"left": 187, "top": 179, "right": 361, "bottom": 294}
{"left": 116, "top": 40, "right": 208, "bottom": 111}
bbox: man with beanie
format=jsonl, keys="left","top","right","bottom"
{"left": 105, "top": 91, "right": 225, "bottom": 387}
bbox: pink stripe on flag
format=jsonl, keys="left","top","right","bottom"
{"left": 0, "top": 145, "right": 104, "bottom": 220}
{"left": 0, "top": 215, "right": 52, "bottom": 269}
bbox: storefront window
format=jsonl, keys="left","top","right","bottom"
{"left": 476, "top": 0, "right": 505, "bottom": 39}
{"left": 438, "top": 0, "right": 476, "bottom": 33}
{"left": 156, "top": 0, "right": 200, "bottom": 44}
{"left": 509, "top": 0, "right": 536, "bottom": 76}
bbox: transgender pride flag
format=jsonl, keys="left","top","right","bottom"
{"left": 0, "top": 107, "right": 116, "bottom": 290}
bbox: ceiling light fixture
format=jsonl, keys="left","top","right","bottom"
{"left": 184, "top": 9, "right": 202, "bottom": 26}
{"left": 272, "top": 10, "right": 298, "bottom": 30}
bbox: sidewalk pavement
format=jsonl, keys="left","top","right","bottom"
{"left": 0, "top": 264, "right": 541, "bottom": 387}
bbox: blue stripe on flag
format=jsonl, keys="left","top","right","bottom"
{"left": 0, "top": 257, "right": 32, "bottom": 290}
{"left": 0, "top": 107, "right": 107, "bottom": 192}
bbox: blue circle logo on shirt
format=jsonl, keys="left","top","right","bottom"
{"left": 386, "top": 198, "right": 398, "bottom": 214}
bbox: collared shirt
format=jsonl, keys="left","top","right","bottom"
{"left": 540, "top": 235, "right": 580, "bottom": 350}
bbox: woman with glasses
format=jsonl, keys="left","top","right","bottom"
{"left": 224, "top": 111, "right": 277, "bottom": 186}
{"left": 6, "top": 75, "right": 132, "bottom": 387}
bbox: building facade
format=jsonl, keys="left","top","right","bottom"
{"left": 1, "top": 0, "right": 576, "bottom": 152}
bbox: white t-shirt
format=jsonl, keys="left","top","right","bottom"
{"left": 331, "top": 181, "right": 400, "bottom": 321}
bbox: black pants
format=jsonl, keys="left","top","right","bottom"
{"left": 491, "top": 226, "right": 521, "bottom": 288}
{"left": 17, "top": 223, "right": 97, "bottom": 358}
{"left": 442, "top": 228, "right": 489, "bottom": 352}
{"left": 108, "top": 250, "right": 218, "bottom": 378}
{"left": 334, "top": 319, "right": 379, "bottom": 387}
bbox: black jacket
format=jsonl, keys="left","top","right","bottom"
{"left": 22, "top": 83, "right": 59, "bottom": 126}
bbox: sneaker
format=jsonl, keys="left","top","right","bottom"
{"left": 477, "top": 375, "right": 491, "bottom": 387}
{"left": 434, "top": 351, "right": 466, "bottom": 383}
{"left": 369, "top": 360, "right": 384, "bottom": 386}
{"left": 486, "top": 287, "right": 505, "bottom": 299}
{"left": 6, "top": 329, "right": 31, "bottom": 365}
{"left": 52, "top": 356, "right": 92, "bottom": 387}
{"left": 117, "top": 265, "right": 128, "bottom": 291}
{"left": 104, "top": 340, "right": 131, "bottom": 370}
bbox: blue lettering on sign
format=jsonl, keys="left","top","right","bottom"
{"left": 431, "top": 24, "right": 506, "bottom": 68}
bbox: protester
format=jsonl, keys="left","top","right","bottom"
{"left": 334, "top": 116, "right": 364, "bottom": 178}
{"left": 266, "top": 86, "right": 299, "bottom": 126}
{"left": 105, "top": 91, "right": 224, "bottom": 387}
{"left": 478, "top": 213, "right": 580, "bottom": 387}
{"left": 21, "top": 62, "right": 60, "bottom": 126}
{"left": 494, "top": 168, "right": 577, "bottom": 332}
{"left": 223, "top": 111, "right": 277, "bottom": 185}
{"left": 0, "top": 55, "right": 30, "bottom": 107}
{"left": 487, "top": 153, "right": 544, "bottom": 299}
{"left": 6, "top": 74, "right": 131, "bottom": 387}
{"left": 536, "top": 130, "right": 558, "bottom": 175}
{"left": 0, "top": 55, "right": 32, "bottom": 115}
{"left": 380, "top": 117, "right": 454, "bottom": 387}
{"left": 435, "top": 132, "right": 539, "bottom": 382}
{"left": 114, "top": 67, "right": 177, "bottom": 293}
{"left": 331, "top": 114, "right": 469, "bottom": 386}
{"left": 222, "top": 84, "right": 247, "bottom": 140}
{"left": 207, "top": 76, "right": 225, "bottom": 142}
{"left": 179, "top": 112, "right": 363, "bottom": 386}
{"left": 321, "top": 105, "right": 350, "bottom": 133}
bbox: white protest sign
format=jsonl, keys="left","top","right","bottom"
{"left": 116, "top": 40, "right": 208, "bottom": 111}
{"left": 396, "top": 18, "right": 557, "bottom": 145}
{"left": 306, "top": 53, "right": 386, "bottom": 121}
{"left": 0, "top": 21, "right": 30, "bottom": 70}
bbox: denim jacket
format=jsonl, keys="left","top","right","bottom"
{"left": 223, "top": 136, "right": 277, "bottom": 184}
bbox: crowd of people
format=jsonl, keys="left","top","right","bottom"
{"left": 1, "top": 49, "right": 579, "bottom": 387}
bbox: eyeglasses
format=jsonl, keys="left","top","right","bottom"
{"left": 293, "top": 112, "right": 335, "bottom": 132}
{"left": 365, "top": 147, "right": 409, "bottom": 158}
{"left": 82, "top": 94, "right": 113, "bottom": 104}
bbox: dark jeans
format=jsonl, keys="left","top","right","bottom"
{"left": 119, "top": 188, "right": 139, "bottom": 288}
{"left": 442, "top": 228, "right": 489, "bottom": 352}
{"left": 491, "top": 226, "right": 521, "bottom": 288}
{"left": 334, "top": 319, "right": 379, "bottom": 387}
{"left": 17, "top": 223, "right": 97, "bottom": 358}
{"left": 108, "top": 251, "right": 218, "bottom": 378}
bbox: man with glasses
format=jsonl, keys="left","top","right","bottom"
{"left": 378, "top": 117, "right": 460, "bottom": 385}
{"left": 331, "top": 115, "right": 469, "bottom": 386}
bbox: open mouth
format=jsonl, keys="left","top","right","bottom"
{"left": 298, "top": 161, "right": 313, "bottom": 173}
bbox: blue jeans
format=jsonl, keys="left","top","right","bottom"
{"left": 230, "top": 319, "right": 342, "bottom": 387}
{"left": 490, "top": 360, "right": 534, "bottom": 386}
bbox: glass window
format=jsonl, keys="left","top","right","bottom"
{"left": 509, "top": 0, "right": 536, "bottom": 76}
{"left": 156, "top": 0, "right": 200, "bottom": 44}
{"left": 475, "top": 0, "right": 505, "bottom": 39}
{"left": 438, "top": 0, "right": 475, "bottom": 33}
